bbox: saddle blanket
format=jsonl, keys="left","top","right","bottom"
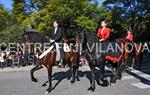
{"left": 39, "top": 43, "right": 71, "bottom": 59}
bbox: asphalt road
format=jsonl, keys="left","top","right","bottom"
{"left": 0, "top": 55, "right": 150, "bottom": 95}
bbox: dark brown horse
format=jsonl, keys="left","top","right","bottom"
{"left": 30, "top": 44, "right": 80, "bottom": 93}
{"left": 80, "top": 29, "right": 125, "bottom": 91}
{"left": 125, "top": 43, "right": 143, "bottom": 69}
{"left": 117, "top": 38, "right": 143, "bottom": 70}
{"left": 21, "top": 30, "right": 80, "bottom": 93}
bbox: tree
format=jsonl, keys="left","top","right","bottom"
{"left": 12, "top": 0, "right": 111, "bottom": 33}
{"left": 103, "top": 0, "right": 150, "bottom": 40}
{"left": 0, "top": 4, "right": 21, "bottom": 43}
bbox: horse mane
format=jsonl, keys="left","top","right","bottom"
{"left": 82, "top": 29, "right": 99, "bottom": 54}
{"left": 84, "top": 29, "right": 99, "bottom": 45}
{"left": 26, "top": 32, "right": 50, "bottom": 43}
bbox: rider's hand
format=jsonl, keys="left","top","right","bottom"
{"left": 99, "top": 39, "right": 104, "bottom": 42}
{"left": 50, "top": 39, "right": 55, "bottom": 43}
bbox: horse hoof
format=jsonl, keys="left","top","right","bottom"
{"left": 102, "top": 80, "right": 109, "bottom": 87}
{"left": 76, "top": 78, "right": 80, "bottom": 81}
{"left": 42, "top": 83, "right": 47, "bottom": 87}
{"left": 118, "top": 75, "right": 122, "bottom": 80}
{"left": 110, "top": 79, "right": 116, "bottom": 84}
{"left": 32, "top": 78, "right": 38, "bottom": 82}
{"left": 70, "top": 80, "right": 75, "bottom": 84}
{"left": 44, "top": 91, "right": 49, "bottom": 95}
{"left": 88, "top": 87, "right": 95, "bottom": 92}
{"left": 46, "top": 88, "right": 52, "bottom": 93}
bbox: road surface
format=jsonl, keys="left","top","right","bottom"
{"left": 0, "top": 55, "right": 150, "bottom": 95}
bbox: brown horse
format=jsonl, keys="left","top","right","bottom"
{"left": 117, "top": 38, "right": 143, "bottom": 70}
{"left": 21, "top": 30, "right": 80, "bottom": 93}
{"left": 124, "top": 42, "right": 143, "bottom": 70}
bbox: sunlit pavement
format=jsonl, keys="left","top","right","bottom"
{"left": 0, "top": 55, "right": 150, "bottom": 95}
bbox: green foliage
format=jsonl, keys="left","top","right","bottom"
{"left": 0, "top": 4, "right": 21, "bottom": 43}
{"left": 75, "top": 15, "right": 97, "bottom": 31}
{"left": 12, "top": 0, "right": 111, "bottom": 33}
{"left": 103, "top": 0, "right": 150, "bottom": 40}
{"left": 1, "top": 0, "right": 149, "bottom": 43}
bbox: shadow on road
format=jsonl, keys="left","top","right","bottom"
{"left": 41, "top": 68, "right": 112, "bottom": 92}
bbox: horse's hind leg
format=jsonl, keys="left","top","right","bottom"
{"left": 117, "top": 62, "right": 123, "bottom": 80}
{"left": 99, "top": 64, "right": 109, "bottom": 87}
{"left": 70, "top": 66, "right": 76, "bottom": 84}
{"left": 30, "top": 65, "right": 43, "bottom": 82}
{"left": 75, "top": 66, "right": 80, "bottom": 81}
{"left": 88, "top": 67, "right": 95, "bottom": 92}
{"left": 46, "top": 65, "right": 52, "bottom": 93}
{"left": 110, "top": 62, "right": 123, "bottom": 84}
{"left": 110, "top": 63, "right": 118, "bottom": 84}
{"left": 131, "top": 57, "right": 135, "bottom": 69}
{"left": 138, "top": 54, "right": 143, "bottom": 70}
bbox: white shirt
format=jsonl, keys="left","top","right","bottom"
{"left": 0, "top": 53, "right": 4, "bottom": 62}
{"left": 54, "top": 28, "right": 58, "bottom": 34}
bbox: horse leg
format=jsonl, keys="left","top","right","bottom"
{"left": 111, "top": 62, "right": 123, "bottom": 83}
{"left": 110, "top": 63, "right": 118, "bottom": 84}
{"left": 46, "top": 65, "right": 53, "bottom": 93}
{"left": 117, "top": 62, "right": 123, "bottom": 80}
{"left": 99, "top": 64, "right": 109, "bottom": 87}
{"left": 70, "top": 66, "right": 76, "bottom": 84}
{"left": 88, "top": 67, "right": 95, "bottom": 92}
{"left": 131, "top": 57, "right": 135, "bottom": 69}
{"left": 75, "top": 66, "right": 80, "bottom": 81}
{"left": 30, "top": 65, "right": 43, "bottom": 82}
{"left": 138, "top": 54, "right": 143, "bottom": 70}
{"left": 124, "top": 52, "right": 129, "bottom": 71}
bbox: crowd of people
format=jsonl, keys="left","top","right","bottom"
{"left": 0, "top": 51, "right": 19, "bottom": 69}
{"left": 0, "top": 51, "right": 37, "bottom": 69}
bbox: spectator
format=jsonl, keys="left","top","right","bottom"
{"left": 7, "top": 53, "right": 14, "bottom": 67}
{"left": 0, "top": 52, "right": 5, "bottom": 69}
{"left": 13, "top": 51, "right": 21, "bottom": 67}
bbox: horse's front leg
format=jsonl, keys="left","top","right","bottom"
{"left": 88, "top": 67, "right": 95, "bottom": 92}
{"left": 46, "top": 65, "right": 53, "bottom": 93}
{"left": 30, "top": 64, "right": 43, "bottom": 82}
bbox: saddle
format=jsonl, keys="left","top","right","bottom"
{"left": 39, "top": 42, "right": 71, "bottom": 59}
{"left": 105, "top": 43, "right": 125, "bottom": 63}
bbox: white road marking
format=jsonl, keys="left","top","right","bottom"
{"left": 127, "top": 69, "right": 150, "bottom": 74}
{"left": 122, "top": 74, "right": 150, "bottom": 80}
{"left": 132, "top": 82, "right": 150, "bottom": 89}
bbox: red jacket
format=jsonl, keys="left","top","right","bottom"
{"left": 97, "top": 27, "right": 111, "bottom": 41}
{"left": 125, "top": 33, "right": 133, "bottom": 42}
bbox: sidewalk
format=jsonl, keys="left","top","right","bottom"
{"left": 0, "top": 66, "right": 33, "bottom": 73}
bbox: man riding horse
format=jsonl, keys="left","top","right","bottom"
{"left": 30, "top": 22, "right": 80, "bottom": 93}
{"left": 50, "top": 20, "right": 64, "bottom": 67}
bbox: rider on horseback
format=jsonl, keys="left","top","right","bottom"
{"left": 97, "top": 20, "right": 111, "bottom": 55}
{"left": 125, "top": 31, "right": 133, "bottom": 42}
{"left": 97, "top": 20, "right": 111, "bottom": 42}
{"left": 50, "top": 20, "right": 64, "bottom": 67}
{"left": 125, "top": 31, "right": 135, "bottom": 53}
